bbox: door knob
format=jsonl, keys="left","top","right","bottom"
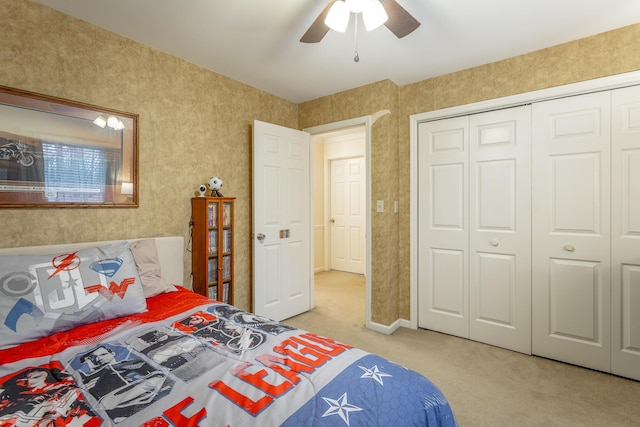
{"left": 257, "top": 233, "right": 266, "bottom": 241}
{"left": 490, "top": 239, "right": 499, "bottom": 247}
{"left": 564, "top": 244, "right": 575, "bottom": 252}
{"left": 330, "top": 218, "right": 335, "bottom": 223}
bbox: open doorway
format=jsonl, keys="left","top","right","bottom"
{"left": 310, "top": 124, "right": 367, "bottom": 323}
{"left": 312, "top": 125, "right": 366, "bottom": 273}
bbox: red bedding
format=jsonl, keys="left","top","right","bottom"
{"left": 0, "top": 288, "right": 456, "bottom": 426}
{"left": 0, "top": 288, "right": 211, "bottom": 366}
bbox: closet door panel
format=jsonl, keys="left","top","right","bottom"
{"left": 431, "top": 164, "right": 465, "bottom": 229}
{"left": 469, "top": 106, "right": 532, "bottom": 354}
{"left": 532, "top": 92, "right": 611, "bottom": 372}
{"left": 418, "top": 117, "right": 469, "bottom": 337}
{"left": 430, "top": 248, "right": 465, "bottom": 316}
{"left": 476, "top": 160, "right": 516, "bottom": 229}
{"left": 611, "top": 86, "right": 640, "bottom": 380}
{"left": 549, "top": 258, "right": 604, "bottom": 342}
{"left": 552, "top": 154, "right": 602, "bottom": 231}
{"left": 475, "top": 252, "right": 516, "bottom": 324}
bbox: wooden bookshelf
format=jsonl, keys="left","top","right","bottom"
{"left": 191, "top": 197, "right": 235, "bottom": 304}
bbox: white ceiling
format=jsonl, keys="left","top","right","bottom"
{"left": 33, "top": 0, "right": 640, "bottom": 104}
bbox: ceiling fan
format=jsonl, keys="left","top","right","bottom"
{"left": 300, "top": 0, "right": 420, "bottom": 43}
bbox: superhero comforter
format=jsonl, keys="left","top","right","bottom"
{"left": 0, "top": 288, "right": 457, "bottom": 426}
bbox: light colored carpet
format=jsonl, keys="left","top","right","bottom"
{"left": 283, "top": 270, "right": 640, "bottom": 427}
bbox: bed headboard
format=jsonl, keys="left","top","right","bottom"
{"left": 0, "top": 236, "right": 185, "bottom": 286}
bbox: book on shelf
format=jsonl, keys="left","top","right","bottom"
{"left": 222, "top": 282, "right": 229, "bottom": 304}
{"left": 208, "top": 229, "right": 218, "bottom": 255}
{"left": 208, "top": 258, "right": 218, "bottom": 283}
{"left": 222, "top": 255, "right": 231, "bottom": 280}
{"left": 223, "top": 203, "right": 231, "bottom": 227}
{"left": 207, "top": 202, "right": 217, "bottom": 227}
{"left": 208, "top": 285, "right": 218, "bottom": 301}
{"left": 222, "top": 228, "right": 232, "bottom": 253}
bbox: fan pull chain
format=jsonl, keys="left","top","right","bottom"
{"left": 354, "top": 14, "right": 359, "bottom": 62}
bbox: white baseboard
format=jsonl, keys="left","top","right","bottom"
{"left": 366, "top": 318, "right": 412, "bottom": 335}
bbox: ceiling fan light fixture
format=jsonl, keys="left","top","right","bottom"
{"left": 302, "top": 0, "right": 419, "bottom": 44}
{"left": 325, "top": 1, "right": 350, "bottom": 32}
{"left": 361, "top": 0, "right": 388, "bottom": 31}
{"left": 345, "top": 0, "right": 365, "bottom": 13}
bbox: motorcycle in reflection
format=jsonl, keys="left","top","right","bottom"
{"left": 0, "top": 141, "right": 38, "bottom": 167}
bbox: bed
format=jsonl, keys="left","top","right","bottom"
{"left": 0, "top": 236, "right": 456, "bottom": 426}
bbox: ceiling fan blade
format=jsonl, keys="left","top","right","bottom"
{"left": 300, "top": 1, "right": 336, "bottom": 43}
{"left": 382, "top": 0, "right": 420, "bottom": 38}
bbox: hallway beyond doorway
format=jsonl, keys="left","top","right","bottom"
{"left": 313, "top": 270, "right": 365, "bottom": 327}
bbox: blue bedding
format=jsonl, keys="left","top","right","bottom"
{"left": 0, "top": 288, "right": 457, "bottom": 426}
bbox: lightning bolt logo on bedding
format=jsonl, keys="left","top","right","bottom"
{"left": 48, "top": 251, "right": 80, "bottom": 279}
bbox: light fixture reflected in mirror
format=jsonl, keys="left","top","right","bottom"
{"left": 93, "top": 116, "right": 107, "bottom": 128}
{"left": 94, "top": 115, "right": 125, "bottom": 130}
{"left": 106, "top": 116, "right": 122, "bottom": 130}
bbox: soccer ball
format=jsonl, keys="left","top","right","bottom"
{"left": 207, "top": 176, "right": 223, "bottom": 196}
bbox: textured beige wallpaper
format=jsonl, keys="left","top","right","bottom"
{"left": 0, "top": 0, "right": 298, "bottom": 312}
{"left": 300, "top": 80, "right": 401, "bottom": 325}
{"left": 3, "top": 0, "right": 640, "bottom": 326}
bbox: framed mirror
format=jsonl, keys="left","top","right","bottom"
{"left": 0, "top": 85, "right": 138, "bottom": 208}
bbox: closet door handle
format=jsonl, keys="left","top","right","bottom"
{"left": 490, "top": 239, "right": 499, "bottom": 247}
{"left": 564, "top": 244, "right": 575, "bottom": 252}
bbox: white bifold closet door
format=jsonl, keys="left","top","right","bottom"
{"left": 418, "top": 106, "right": 532, "bottom": 354}
{"left": 468, "top": 108, "right": 532, "bottom": 353}
{"left": 532, "top": 87, "right": 640, "bottom": 380}
{"left": 417, "top": 85, "right": 640, "bottom": 380}
{"left": 531, "top": 91, "right": 612, "bottom": 372}
{"left": 418, "top": 116, "right": 469, "bottom": 338}
{"left": 611, "top": 86, "right": 640, "bottom": 381}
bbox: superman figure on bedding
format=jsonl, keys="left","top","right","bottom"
{"left": 75, "top": 344, "right": 174, "bottom": 422}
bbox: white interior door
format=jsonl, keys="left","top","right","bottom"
{"left": 611, "top": 86, "right": 640, "bottom": 381}
{"left": 469, "top": 106, "right": 532, "bottom": 354}
{"left": 532, "top": 92, "right": 611, "bottom": 372}
{"left": 330, "top": 157, "right": 365, "bottom": 274}
{"left": 418, "top": 116, "right": 469, "bottom": 337}
{"left": 252, "top": 120, "right": 311, "bottom": 321}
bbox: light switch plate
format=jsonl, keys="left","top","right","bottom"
{"left": 376, "top": 200, "right": 384, "bottom": 212}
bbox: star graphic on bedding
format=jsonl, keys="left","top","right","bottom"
{"left": 359, "top": 364, "right": 392, "bottom": 385}
{"left": 322, "top": 392, "right": 363, "bottom": 426}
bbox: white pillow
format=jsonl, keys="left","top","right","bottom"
{"left": 0, "top": 242, "right": 147, "bottom": 349}
{"left": 130, "top": 239, "right": 178, "bottom": 298}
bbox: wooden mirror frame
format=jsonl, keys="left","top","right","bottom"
{"left": 0, "top": 85, "right": 138, "bottom": 208}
